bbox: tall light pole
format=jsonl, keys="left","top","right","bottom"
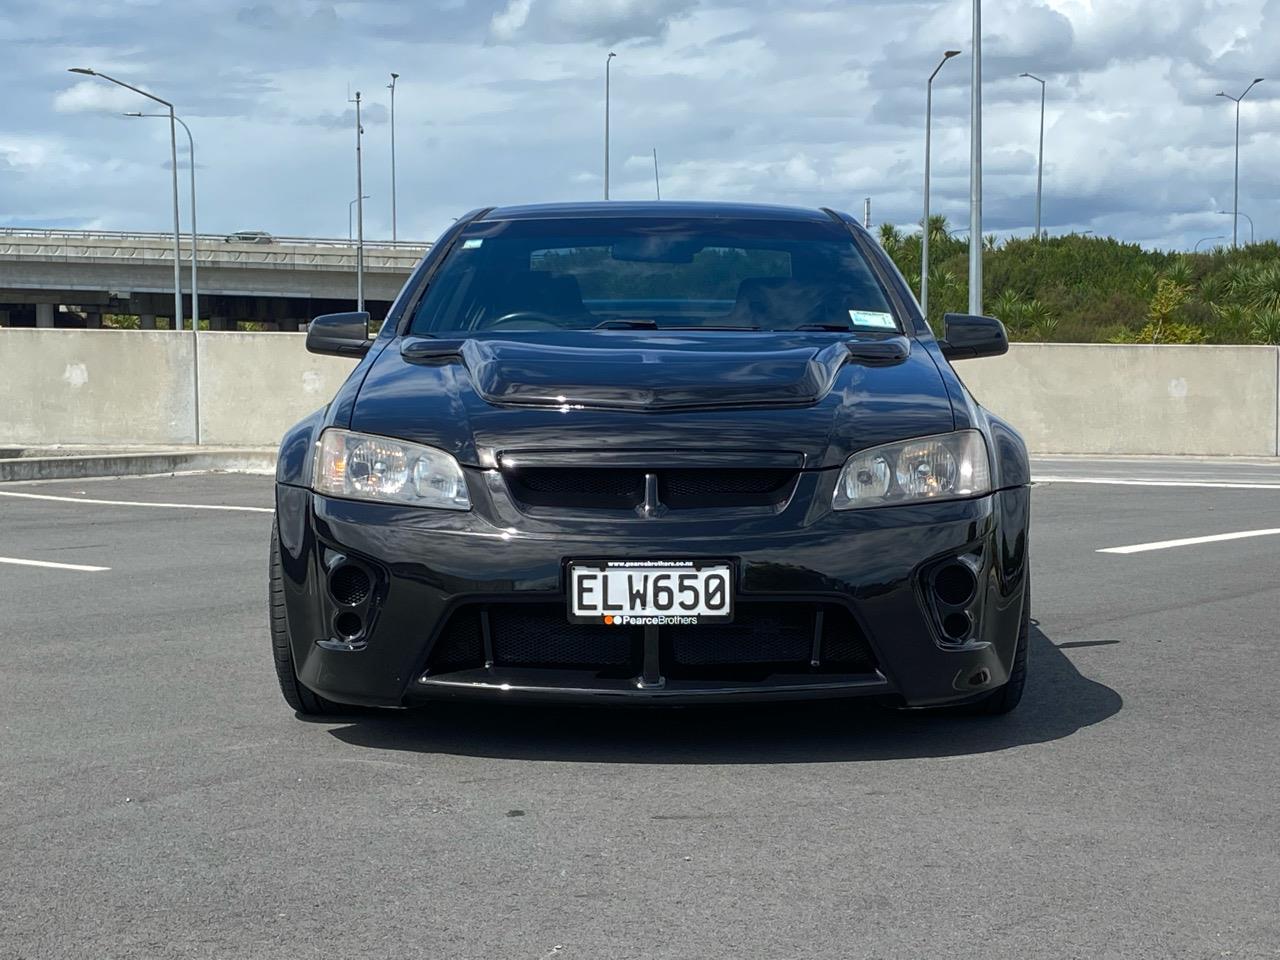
{"left": 922, "top": 49, "right": 961, "bottom": 320}
{"left": 350, "top": 90, "right": 365, "bottom": 312}
{"left": 1216, "top": 78, "right": 1263, "bottom": 249}
{"left": 968, "top": 0, "right": 983, "bottom": 315}
{"left": 125, "top": 112, "right": 198, "bottom": 330}
{"left": 349, "top": 195, "right": 370, "bottom": 241}
{"left": 604, "top": 52, "right": 616, "bottom": 200}
{"left": 1218, "top": 209, "right": 1254, "bottom": 245}
{"left": 388, "top": 72, "right": 399, "bottom": 242}
{"left": 70, "top": 68, "right": 183, "bottom": 330}
{"left": 1195, "top": 235, "right": 1225, "bottom": 252}
{"left": 1020, "top": 72, "right": 1046, "bottom": 240}
{"left": 652, "top": 147, "right": 661, "bottom": 200}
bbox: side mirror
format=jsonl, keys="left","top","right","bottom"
{"left": 939, "top": 313, "right": 1009, "bottom": 361}
{"left": 306, "top": 311, "right": 371, "bottom": 357}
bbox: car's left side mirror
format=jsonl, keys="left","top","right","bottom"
{"left": 306, "top": 311, "right": 372, "bottom": 358}
{"left": 939, "top": 313, "right": 1009, "bottom": 361}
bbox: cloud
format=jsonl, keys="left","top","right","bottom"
{"left": 489, "top": 0, "right": 698, "bottom": 44}
{"left": 53, "top": 81, "right": 143, "bottom": 114}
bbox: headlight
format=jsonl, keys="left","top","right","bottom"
{"left": 833, "top": 430, "right": 991, "bottom": 510}
{"left": 312, "top": 429, "right": 471, "bottom": 510}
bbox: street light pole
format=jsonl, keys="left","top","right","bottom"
{"left": 604, "top": 52, "right": 616, "bottom": 200}
{"left": 1218, "top": 209, "right": 1255, "bottom": 245}
{"left": 922, "top": 49, "right": 961, "bottom": 321}
{"left": 968, "top": 0, "right": 983, "bottom": 315}
{"left": 1020, "top": 72, "right": 1046, "bottom": 240}
{"left": 125, "top": 112, "right": 198, "bottom": 330}
{"left": 388, "top": 72, "right": 399, "bottom": 242}
{"left": 1195, "top": 235, "right": 1225, "bottom": 252}
{"left": 350, "top": 90, "right": 365, "bottom": 312}
{"left": 1216, "top": 78, "right": 1263, "bottom": 249}
{"left": 652, "top": 147, "right": 661, "bottom": 200}
{"left": 70, "top": 68, "right": 184, "bottom": 330}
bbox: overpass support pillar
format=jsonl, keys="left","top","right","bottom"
{"left": 140, "top": 313, "right": 156, "bottom": 330}
{"left": 36, "top": 303, "right": 55, "bottom": 328}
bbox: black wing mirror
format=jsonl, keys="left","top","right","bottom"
{"left": 939, "top": 313, "right": 1009, "bottom": 361}
{"left": 306, "top": 311, "right": 372, "bottom": 357}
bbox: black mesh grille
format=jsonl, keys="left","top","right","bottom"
{"left": 668, "top": 607, "right": 813, "bottom": 665}
{"left": 505, "top": 468, "right": 645, "bottom": 509}
{"left": 660, "top": 470, "right": 796, "bottom": 508}
{"left": 428, "top": 607, "right": 485, "bottom": 670}
{"left": 488, "top": 604, "right": 636, "bottom": 667}
{"left": 502, "top": 466, "right": 798, "bottom": 511}
{"left": 425, "top": 600, "right": 877, "bottom": 679}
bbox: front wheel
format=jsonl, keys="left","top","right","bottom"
{"left": 964, "top": 579, "right": 1030, "bottom": 716}
{"left": 269, "top": 519, "right": 354, "bottom": 717}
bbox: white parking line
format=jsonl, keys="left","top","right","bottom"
{"left": 0, "top": 490, "right": 272, "bottom": 513}
{"left": 1098, "top": 528, "right": 1280, "bottom": 555}
{"left": 0, "top": 556, "right": 111, "bottom": 572}
{"left": 1035, "top": 476, "right": 1280, "bottom": 490}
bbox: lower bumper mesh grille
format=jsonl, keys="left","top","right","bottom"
{"left": 425, "top": 600, "right": 877, "bottom": 680}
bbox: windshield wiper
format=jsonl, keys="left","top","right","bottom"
{"left": 790, "top": 323, "right": 857, "bottom": 332}
{"left": 595, "top": 318, "right": 659, "bottom": 329}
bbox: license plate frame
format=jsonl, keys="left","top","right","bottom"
{"left": 566, "top": 559, "right": 735, "bottom": 625}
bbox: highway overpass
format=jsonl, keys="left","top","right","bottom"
{"left": 0, "top": 228, "right": 428, "bottom": 330}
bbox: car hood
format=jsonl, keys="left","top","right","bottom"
{"left": 350, "top": 331, "right": 956, "bottom": 470}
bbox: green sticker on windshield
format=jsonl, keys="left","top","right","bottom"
{"left": 462, "top": 238, "right": 484, "bottom": 250}
{"left": 848, "top": 310, "right": 896, "bottom": 329}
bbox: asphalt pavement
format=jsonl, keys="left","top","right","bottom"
{"left": 1, "top": 458, "right": 1278, "bottom": 959}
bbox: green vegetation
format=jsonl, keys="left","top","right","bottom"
{"left": 879, "top": 216, "right": 1280, "bottom": 344}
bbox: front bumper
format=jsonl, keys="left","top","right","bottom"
{"left": 273, "top": 478, "right": 1030, "bottom": 708}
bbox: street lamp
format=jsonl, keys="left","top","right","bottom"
{"left": 921, "top": 49, "right": 961, "bottom": 320}
{"left": 70, "top": 67, "right": 183, "bottom": 330}
{"left": 1216, "top": 78, "right": 1264, "bottom": 249}
{"left": 1218, "top": 209, "right": 1255, "bottom": 246}
{"left": 388, "top": 72, "right": 399, "bottom": 242}
{"left": 349, "top": 195, "right": 370, "bottom": 241}
{"left": 604, "top": 52, "right": 617, "bottom": 200}
{"left": 349, "top": 90, "right": 365, "bottom": 312}
{"left": 968, "top": 0, "right": 983, "bottom": 315}
{"left": 1020, "top": 72, "right": 1046, "bottom": 240}
{"left": 124, "top": 112, "right": 198, "bottom": 331}
{"left": 1195, "top": 235, "right": 1225, "bottom": 252}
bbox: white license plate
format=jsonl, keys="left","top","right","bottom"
{"left": 568, "top": 561, "right": 734, "bottom": 625}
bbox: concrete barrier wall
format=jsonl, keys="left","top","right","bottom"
{"left": 0, "top": 329, "right": 197, "bottom": 445}
{"left": 196, "top": 332, "right": 357, "bottom": 446}
{"left": 958, "top": 343, "right": 1280, "bottom": 457}
{"left": 2, "top": 331, "right": 1278, "bottom": 456}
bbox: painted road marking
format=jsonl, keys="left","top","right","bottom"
{"left": 0, "top": 556, "right": 111, "bottom": 572}
{"left": 0, "top": 490, "right": 272, "bottom": 513}
{"left": 1098, "top": 528, "right": 1280, "bottom": 555}
{"left": 1035, "top": 476, "right": 1280, "bottom": 490}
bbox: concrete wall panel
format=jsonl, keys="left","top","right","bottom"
{"left": 0, "top": 329, "right": 194, "bottom": 445}
{"left": 958, "top": 343, "right": 1280, "bottom": 456}
{"left": 196, "top": 332, "right": 358, "bottom": 446}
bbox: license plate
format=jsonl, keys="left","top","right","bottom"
{"left": 568, "top": 561, "right": 734, "bottom": 625}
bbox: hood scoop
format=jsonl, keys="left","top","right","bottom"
{"left": 453, "top": 334, "right": 910, "bottom": 412}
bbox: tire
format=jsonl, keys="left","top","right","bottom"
{"left": 269, "top": 519, "right": 354, "bottom": 717}
{"left": 963, "top": 578, "right": 1030, "bottom": 716}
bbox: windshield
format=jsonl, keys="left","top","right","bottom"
{"left": 407, "top": 216, "right": 900, "bottom": 336}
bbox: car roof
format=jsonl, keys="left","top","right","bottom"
{"left": 480, "top": 200, "right": 842, "bottom": 224}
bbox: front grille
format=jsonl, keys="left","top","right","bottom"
{"left": 424, "top": 600, "right": 877, "bottom": 680}
{"left": 502, "top": 467, "right": 798, "bottom": 512}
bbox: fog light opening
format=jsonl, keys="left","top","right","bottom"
{"left": 334, "top": 611, "right": 364, "bottom": 641}
{"left": 933, "top": 562, "right": 977, "bottom": 606}
{"left": 941, "top": 612, "right": 972, "bottom": 643}
{"left": 329, "top": 564, "right": 372, "bottom": 607}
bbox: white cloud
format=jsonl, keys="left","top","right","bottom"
{"left": 53, "top": 81, "right": 143, "bottom": 114}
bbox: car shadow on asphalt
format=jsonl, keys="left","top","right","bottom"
{"left": 325, "top": 625, "right": 1122, "bottom": 763}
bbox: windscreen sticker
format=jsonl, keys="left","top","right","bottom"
{"left": 848, "top": 310, "right": 896, "bottom": 329}
{"left": 461, "top": 238, "right": 484, "bottom": 250}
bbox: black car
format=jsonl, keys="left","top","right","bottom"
{"left": 270, "top": 201, "right": 1030, "bottom": 716}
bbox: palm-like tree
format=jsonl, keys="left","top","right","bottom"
{"left": 878, "top": 222, "right": 903, "bottom": 255}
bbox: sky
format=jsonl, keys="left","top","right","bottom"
{"left": 0, "top": 0, "right": 1276, "bottom": 250}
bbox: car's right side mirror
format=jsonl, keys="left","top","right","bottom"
{"left": 305, "top": 311, "right": 372, "bottom": 358}
{"left": 939, "top": 313, "right": 1009, "bottom": 361}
